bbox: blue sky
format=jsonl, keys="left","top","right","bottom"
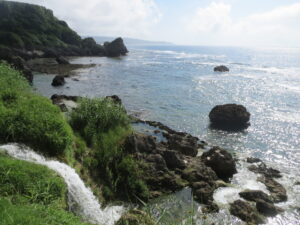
{"left": 14, "top": 0, "right": 300, "bottom": 47}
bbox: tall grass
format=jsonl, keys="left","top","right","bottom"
{"left": 0, "top": 63, "right": 73, "bottom": 156}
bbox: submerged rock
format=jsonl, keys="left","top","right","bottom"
{"left": 209, "top": 104, "right": 250, "bottom": 131}
{"left": 104, "top": 37, "right": 128, "bottom": 57}
{"left": 248, "top": 162, "right": 282, "bottom": 178}
{"left": 247, "top": 157, "right": 262, "bottom": 163}
{"left": 239, "top": 190, "right": 272, "bottom": 203}
{"left": 214, "top": 65, "right": 229, "bottom": 72}
{"left": 230, "top": 200, "right": 265, "bottom": 224}
{"left": 201, "top": 147, "right": 237, "bottom": 181}
{"left": 51, "top": 75, "right": 65, "bottom": 86}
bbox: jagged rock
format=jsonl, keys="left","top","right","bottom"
{"left": 104, "top": 37, "right": 128, "bottom": 57}
{"left": 248, "top": 163, "right": 282, "bottom": 178}
{"left": 239, "top": 190, "right": 272, "bottom": 203}
{"left": 201, "top": 202, "right": 219, "bottom": 213}
{"left": 209, "top": 104, "right": 250, "bottom": 131}
{"left": 56, "top": 56, "right": 70, "bottom": 65}
{"left": 144, "top": 154, "right": 167, "bottom": 171}
{"left": 230, "top": 200, "right": 265, "bottom": 224}
{"left": 214, "top": 65, "right": 229, "bottom": 72}
{"left": 182, "top": 161, "right": 218, "bottom": 184}
{"left": 166, "top": 133, "right": 199, "bottom": 157}
{"left": 247, "top": 157, "right": 262, "bottom": 163}
{"left": 124, "top": 133, "right": 156, "bottom": 154}
{"left": 51, "top": 75, "right": 65, "bottom": 86}
{"left": 257, "top": 176, "right": 287, "bottom": 203}
{"left": 192, "top": 181, "right": 215, "bottom": 204}
{"left": 256, "top": 200, "right": 283, "bottom": 217}
{"left": 162, "top": 150, "right": 186, "bottom": 170}
{"left": 201, "top": 147, "right": 237, "bottom": 181}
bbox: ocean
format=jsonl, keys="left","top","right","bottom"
{"left": 34, "top": 45, "right": 300, "bottom": 224}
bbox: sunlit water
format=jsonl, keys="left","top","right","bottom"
{"left": 0, "top": 144, "right": 124, "bottom": 225}
{"left": 33, "top": 45, "right": 300, "bottom": 224}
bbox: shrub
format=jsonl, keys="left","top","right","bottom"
{"left": 0, "top": 63, "right": 73, "bottom": 156}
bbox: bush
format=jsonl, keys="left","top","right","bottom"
{"left": 0, "top": 63, "right": 73, "bottom": 156}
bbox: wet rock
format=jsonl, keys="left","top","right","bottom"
{"left": 247, "top": 157, "right": 262, "bottom": 163}
{"left": 162, "top": 150, "right": 186, "bottom": 170}
{"left": 229, "top": 200, "right": 265, "bottom": 224}
{"left": 56, "top": 56, "right": 70, "bottom": 64}
{"left": 209, "top": 104, "right": 250, "bottom": 131}
{"left": 116, "top": 209, "right": 155, "bottom": 225}
{"left": 182, "top": 161, "right": 218, "bottom": 184}
{"left": 201, "top": 147, "right": 237, "bottom": 181}
{"left": 239, "top": 190, "right": 272, "bottom": 203}
{"left": 257, "top": 176, "right": 287, "bottom": 203}
{"left": 51, "top": 75, "right": 65, "bottom": 86}
{"left": 106, "top": 95, "right": 122, "bottom": 105}
{"left": 256, "top": 200, "right": 283, "bottom": 217}
{"left": 192, "top": 181, "right": 215, "bottom": 204}
{"left": 248, "top": 162, "right": 282, "bottom": 178}
{"left": 104, "top": 37, "right": 128, "bottom": 57}
{"left": 201, "top": 202, "right": 219, "bottom": 213}
{"left": 124, "top": 133, "right": 156, "bottom": 154}
{"left": 214, "top": 65, "right": 229, "bottom": 72}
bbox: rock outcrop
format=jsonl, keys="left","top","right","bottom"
{"left": 209, "top": 104, "right": 250, "bottom": 131}
{"left": 104, "top": 38, "right": 128, "bottom": 57}
{"left": 214, "top": 65, "right": 229, "bottom": 72}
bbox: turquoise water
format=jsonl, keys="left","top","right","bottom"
{"left": 34, "top": 45, "right": 300, "bottom": 224}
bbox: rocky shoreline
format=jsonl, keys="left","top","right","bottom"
{"left": 51, "top": 94, "right": 289, "bottom": 224}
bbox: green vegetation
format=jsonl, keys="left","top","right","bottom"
{"left": 0, "top": 153, "right": 91, "bottom": 225}
{"left": 70, "top": 98, "right": 149, "bottom": 202}
{"left": 0, "top": 63, "right": 73, "bottom": 156}
{"left": 0, "top": 1, "right": 81, "bottom": 49}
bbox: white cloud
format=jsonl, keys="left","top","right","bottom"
{"left": 13, "top": 0, "right": 161, "bottom": 38}
{"left": 186, "top": 2, "right": 300, "bottom": 47}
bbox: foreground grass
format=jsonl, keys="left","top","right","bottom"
{"left": 0, "top": 153, "right": 91, "bottom": 225}
{"left": 0, "top": 62, "right": 73, "bottom": 156}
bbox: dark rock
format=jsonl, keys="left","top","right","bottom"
{"left": 214, "top": 65, "right": 229, "bottom": 72}
{"left": 51, "top": 75, "right": 65, "bottom": 86}
{"left": 104, "top": 37, "right": 128, "bottom": 57}
{"left": 257, "top": 176, "right": 287, "bottom": 203}
{"left": 256, "top": 200, "right": 283, "bottom": 217}
{"left": 124, "top": 133, "right": 156, "bottom": 154}
{"left": 239, "top": 190, "right": 272, "bottom": 203}
{"left": 167, "top": 133, "right": 199, "bottom": 157}
{"left": 247, "top": 157, "right": 262, "bottom": 163}
{"left": 182, "top": 161, "right": 218, "bottom": 184}
{"left": 192, "top": 181, "right": 215, "bottom": 204}
{"left": 201, "top": 202, "right": 219, "bottom": 213}
{"left": 295, "top": 181, "right": 300, "bottom": 185}
{"left": 81, "top": 37, "right": 105, "bottom": 56}
{"left": 209, "top": 104, "right": 250, "bottom": 131}
{"left": 106, "top": 95, "right": 122, "bottom": 105}
{"left": 145, "top": 154, "right": 167, "bottom": 171}
{"left": 56, "top": 56, "right": 70, "bottom": 65}
{"left": 162, "top": 150, "right": 186, "bottom": 170}
{"left": 248, "top": 163, "right": 282, "bottom": 178}
{"left": 201, "top": 147, "right": 237, "bottom": 181}
{"left": 229, "top": 200, "right": 265, "bottom": 224}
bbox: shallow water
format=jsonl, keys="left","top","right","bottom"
{"left": 33, "top": 45, "right": 300, "bottom": 224}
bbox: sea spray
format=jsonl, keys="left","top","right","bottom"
{"left": 0, "top": 144, "right": 124, "bottom": 225}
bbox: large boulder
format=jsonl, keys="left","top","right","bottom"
{"left": 214, "top": 65, "right": 229, "bottom": 72}
{"left": 123, "top": 133, "right": 156, "bottom": 154}
{"left": 257, "top": 176, "right": 287, "bottom": 203}
{"left": 230, "top": 200, "right": 265, "bottom": 224}
{"left": 201, "top": 147, "right": 237, "bottom": 181}
{"left": 256, "top": 200, "right": 283, "bottom": 217}
{"left": 104, "top": 37, "right": 128, "bottom": 57}
{"left": 239, "top": 190, "right": 272, "bottom": 203}
{"left": 209, "top": 104, "right": 250, "bottom": 131}
{"left": 51, "top": 75, "right": 65, "bottom": 86}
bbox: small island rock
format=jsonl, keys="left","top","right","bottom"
{"left": 209, "top": 104, "right": 250, "bottom": 131}
{"left": 214, "top": 65, "right": 229, "bottom": 72}
{"left": 104, "top": 37, "right": 128, "bottom": 57}
{"left": 52, "top": 76, "right": 65, "bottom": 86}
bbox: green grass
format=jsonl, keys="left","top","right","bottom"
{"left": 0, "top": 153, "right": 92, "bottom": 225}
{"left": 0, "top": 63, "right": 73, "bottom": 156}
{"left": 69, "top": 98, "right": 149, "bottom": 202}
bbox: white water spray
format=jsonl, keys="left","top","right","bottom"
{"left": 0, "top": 144, "right": 124, "bottom": 225}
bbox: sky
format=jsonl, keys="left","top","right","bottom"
{"left": 11, "top": 0, "right": 300, "bottom": 47}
